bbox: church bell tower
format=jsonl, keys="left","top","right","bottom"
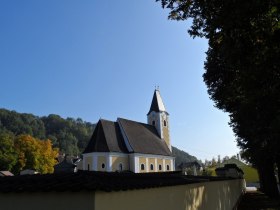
{"left": 147, "top": 88, "right": 171, "bottom": 151}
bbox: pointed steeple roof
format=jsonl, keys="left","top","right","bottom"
{"left": 147, "top": 89, "right": 168, "bottom": 115}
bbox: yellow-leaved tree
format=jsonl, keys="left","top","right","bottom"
{"left": 14, "top": 135, "right": 58, "bottom": 174}
{"left": 37, "top": 139, "right": 59, "bottom": 174}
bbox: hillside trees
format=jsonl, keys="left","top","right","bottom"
{"left": 0, "top": 109, "right": 95, "bottom": 154}
{"left": 0, "top": 132, "right": 17, "bottom": 171}
{"left": 172, "top": 146, "right": 198, "bottom": 167}
{"left": 157, "top": 0, "right": 280, "bottom": 197}
{"left": 0, "top": 109, "right": 95, "bottom": 173}
{"left": 41, "top": 114, "right": 94, "bottom": 155}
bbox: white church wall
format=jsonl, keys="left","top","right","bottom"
{"left": 132, "top": 153, "right": 175, "bottom": 173}
{"left": 83, "top": 152, "right": 129, "bottom": 172}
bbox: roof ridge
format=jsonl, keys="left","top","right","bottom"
{"left": 117, "top": 117, "right": 142, "bottom": 124}
{"left": 117, "top": 117, "right": 151, "bottom": 126}
{"left": 99, "top": 118, "right": 115, "bottom": 123}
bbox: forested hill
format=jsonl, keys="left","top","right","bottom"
{"left": 0, "top": 108, "right": 95, "bottom": 155}
{"left": 0, "top": 108, "right": 199, "bottom": 164}
{"left": 172, "top": 146, "right": 198, "bottom": 168}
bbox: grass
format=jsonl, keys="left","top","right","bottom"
{"left": 240, "top": 165, "right": 259, "bottom": 183}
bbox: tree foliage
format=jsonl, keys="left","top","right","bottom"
{"left": 0, "top": 109, "right": 95, "bottom": 155}
{"left": 0, "top": 109, "right": 95, "bottom": 174}
{"left": 0, "top": 132, "right": 17, "bottom": 171}
{"left": 0, "top": 132, "right": 58, "bottom": 174}
{"left": 13, "top": 135, "right": 58, "bottom": 174}
{"left": 158, "top": 0, "right": 280, "bottom": 197}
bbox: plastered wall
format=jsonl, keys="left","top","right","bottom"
{"left": 0, "top": 178, "right": 245, "bottom": 210}
{"left": 138, "top": 157, "right": 174, "bottom": 173}
{"left": 95, "top": 179, "right": 245, "bottom": 210}
{"left": 111, "top": 156, "right": 128, "bottom": 171}
{"left": 0, "top": 192, "right": 95, "bottom": 210}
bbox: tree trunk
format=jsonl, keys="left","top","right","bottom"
{"left": 258, "top": 160, "right": 279, "bottom": 198}
{"left": 257, "top": 166, "right": 264, "bottom": 192}
{"left": 276, "top": 158, "right": 280, "bottom": 192}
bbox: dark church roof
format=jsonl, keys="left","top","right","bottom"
{"left": 83, "top": 118, "right": 172, "bottom": 156}
{"left": 83, "top": 119, "right": 128, "bottom": 154}
{"left": 118, "top": 118, "right": 172, "bottom": 156}
{"left": 147, "top": 89, "right": 168, "bottom": 115}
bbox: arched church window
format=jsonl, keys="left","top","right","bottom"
{"left": 164, "top": 120, "right": 167, "bottom": 126}
{"left": 101, "top": 163, "right": 105, "bottom": 169}
{"left": 152, "top": 120, "right": 155, "bottom": 126}
{"left": 150, "top": 164, "right": 154, "bottom": 171}
{"left": 166, "top": 165, "right": 170, "bottom": 171}
{"left": 158, "top": 164, "right": 162, "bottom": 171}
{"left": 141, "top": 164, "right": 145, "bottom": 171}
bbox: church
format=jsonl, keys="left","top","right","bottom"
{"left": 82, "top": 89, "right": 175, "bottom": 173}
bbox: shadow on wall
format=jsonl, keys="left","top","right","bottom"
{"left": 94, "top": 179, "right": 245, "bottom": 210}
{"left": 183, "top": 180, "right": 245, "bottom": 210}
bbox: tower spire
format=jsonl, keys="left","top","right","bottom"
{"left": 147, "top": 88, "right": 167, "bottom": 115}
{"left": 147, "top": 89, "right": 171, "bottom": 151}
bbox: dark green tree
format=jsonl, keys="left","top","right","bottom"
{"left": 0, "top": 109, "right": 46, "bottom": 138}
{"left": 157, "top": 0, "right": 280, "bottom": 197}
{"left": 0, "top": 131, "right": 17, "bottom": 171}
{"left": 42, "top": 114, "right": 95, "bottom": 154}
{"left": 0, "top": 108, "right": 95, "bottom": 156}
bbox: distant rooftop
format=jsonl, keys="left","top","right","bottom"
{"left": 0, "top": 171, "right": 14, "bottom": 177}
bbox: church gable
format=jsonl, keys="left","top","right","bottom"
{"left": 102, "top": 120, "right": 128, "bottom": 153}
{"left": 83, "top": 119, "right": 128, "bottom": 154}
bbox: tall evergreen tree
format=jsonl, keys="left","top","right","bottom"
{"left": 157, "top": 0, "right": 280, "bottom": 197}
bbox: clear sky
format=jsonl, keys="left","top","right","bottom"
{"left": 0, "top": 0, "right": 240, "bottom": 161}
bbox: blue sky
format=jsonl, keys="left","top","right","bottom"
{"left": 0, "top": 0, "right": 239, "bottom": 160}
